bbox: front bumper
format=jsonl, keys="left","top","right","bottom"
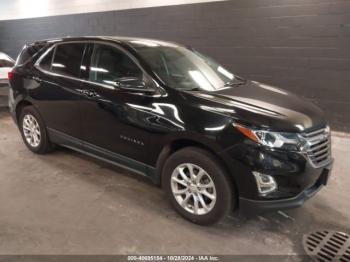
{"left": 239, "top": 164, "right": 332, "bottom": 215}
{"left": 220, "top": 141, "right": 333, "bottom": 215}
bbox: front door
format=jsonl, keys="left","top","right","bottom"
{"left": 79, "top": 43, "right": 160, "bottom": 171}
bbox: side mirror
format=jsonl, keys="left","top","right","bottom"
{"left": 114, "top": 77, "right": 156, "bottom": 94}
{"left": 116, "top": 77, "right": 145, "bottom": 89}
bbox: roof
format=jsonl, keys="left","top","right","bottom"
{"left": 33, "top": 36, "right": 182, "bottom": 48}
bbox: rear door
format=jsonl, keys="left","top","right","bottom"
{"left": 31, "top": 42, "right": 87, "bottom": 141}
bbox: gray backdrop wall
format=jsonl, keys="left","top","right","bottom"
{"left": 0, "top": 0, "right": 349, "bottom": 132}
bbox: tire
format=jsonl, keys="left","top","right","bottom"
{"left": 162, "top": 147, "right": 234, "bottom": 225}
{"left": 19, "top": 106, "right": 54, "bottom": 154}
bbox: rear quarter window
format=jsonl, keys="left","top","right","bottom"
{"left": 16, "top": 44, "right": 45, "bottom": 66}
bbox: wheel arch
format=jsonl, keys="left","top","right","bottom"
{"left": 156, "top": 137, "right": 239, "bottom": 208}
{"left": 15, "top": 100, "right": 33, "bottom": 122}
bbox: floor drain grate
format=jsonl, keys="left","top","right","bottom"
{"left": 303, "top": 230, "right": 350, "bottom": 262}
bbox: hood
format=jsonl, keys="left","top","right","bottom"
{"left": 186, "top": 81, "right": 327, "bottom": 132}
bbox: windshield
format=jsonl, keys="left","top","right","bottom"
{"left": 130, "top": 41, "right": 240, "bottom": 91}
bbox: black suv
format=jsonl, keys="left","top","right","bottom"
{"left": 9, "top": 37, "right": 333, "bottom": 225}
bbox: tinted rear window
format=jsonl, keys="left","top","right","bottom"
{"left": 16, "top": 44, "right": 45, "bottom": 65}
{"left": 51, "top": 43, "right": 85, "bottom": 78}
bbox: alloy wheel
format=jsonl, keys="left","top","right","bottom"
{"left": 171, "top": 163, "right": 217, "bottom": 215}
{"left": 22, "top": 114, "right": 41, "bottom": 148}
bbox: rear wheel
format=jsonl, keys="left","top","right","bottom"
{"left": 163, "top": 147, "right": 234, "bottom": 225}
{"left": 19, "top": 106, "right": 54, "bottom": 154}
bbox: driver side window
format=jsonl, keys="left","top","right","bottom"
{"left": 89, "top": 44, "right": 143, "bottom": 86}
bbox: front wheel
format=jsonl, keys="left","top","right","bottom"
{"left": 162, "top": 147, "right": 234, "bottom": 225}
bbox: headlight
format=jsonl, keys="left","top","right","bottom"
{"left": 233, "top": 123, "right": 300, "bottom": 150}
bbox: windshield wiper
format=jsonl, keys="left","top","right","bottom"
{"left": 224, "top": 79, "right": 247, "bottom": 87}
{"left": 224, "top": 76, "right": 247, "bottom": 87}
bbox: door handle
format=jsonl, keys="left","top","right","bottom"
{"left": 89, "top": 91, "right": 98, "bottom": 97}
{"left": 79, "top": 89, "right": 98, "bottom": 98}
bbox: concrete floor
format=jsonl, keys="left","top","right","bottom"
{"left": 0, "top": 108, "right": 349, "bottom": 256}
{"left": 0, "top": 85, "right": 8, "bottom": 107}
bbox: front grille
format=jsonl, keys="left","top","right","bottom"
{"left": 301, "top": 126, "right": 331, "bottom": 168}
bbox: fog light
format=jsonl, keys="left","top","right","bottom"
{"left": 252, "top": 171, "right": 277, "bottom": 195}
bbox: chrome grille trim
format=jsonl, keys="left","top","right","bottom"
{"left": 303, "top": 128, "right": 325, "bottom": 137}
{"left": 308, "top": 146, "right": 329, "bottom": 157}
{"left": 301, "top": 126, "right": 331, "bottom": 168}
{"left": 307, "top": 140, "right": 329, "bottom": 152}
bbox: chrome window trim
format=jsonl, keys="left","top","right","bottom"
{"left": 34, "top": 40, "right": 162, "bottom": 95}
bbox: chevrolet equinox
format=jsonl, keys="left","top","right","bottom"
{"left": 8, "top": 37, "right": 333, "bottom": 225}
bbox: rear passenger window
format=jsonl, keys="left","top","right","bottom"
{"left": 51, "top": 43, "right": 85, "bottom": 78}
